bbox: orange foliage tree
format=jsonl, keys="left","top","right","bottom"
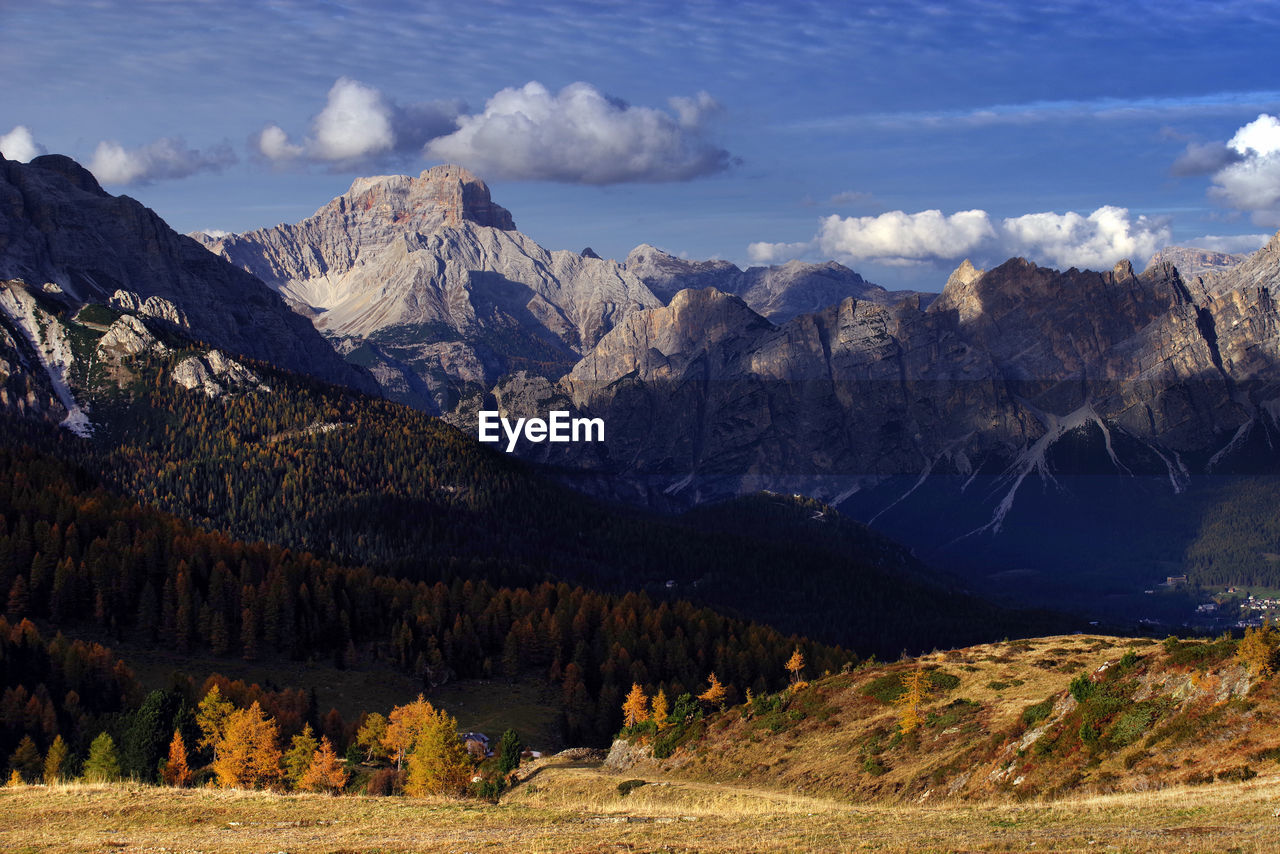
{"left": 213, "top": 701, "right": 283, "bottom": 789}
{"left": 298, "top": 736, "right": 349, "bottom": 793}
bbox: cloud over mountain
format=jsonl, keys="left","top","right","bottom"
{"left": 0, "top": 126, "right": 45, "bottom": 162}
{"left": 254, "top": 77, "right": 461, "bottom": 166}
{"left": 1207, "top": 113, "right": 1280, "bottom": 225}
{"left": 425, "top": 81, "right": 732, "bottom": 184}
{"left": 750, "top": 206, "right": 1171, "bottom": 270}
{"left": 88, "top": 137, "right": 237, "bottom": 185}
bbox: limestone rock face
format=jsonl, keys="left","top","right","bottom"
{"left": 172, "top": 349, "right": 269, "bottom": 399}
{"left": 108, "top": 290, "right": 189, "bottom": 329}
{"left": 1145, "top": 245, "right": 1250, "bottom": 281}
{"left": 96, "top": 314, "right": 166, "bottom": 358}
{"left": 0, "top": 153, "right": 373, "bottom": 394}
{"left": 623, "top": 244, "right": 929, "bottom": 320}
{"left": 196, "top": 165, "right": 660, "bottom": 412}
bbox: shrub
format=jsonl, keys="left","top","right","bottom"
{"left": 1022, "top": 698, "right": 1053, "bottom": 727}
{"left": 365, "top": 768, "right": 403, "bottom": 796}
{"left": 1069, "top": 674, "right": 1096, "bottom": 704}
{"left": 617, "top": 779, "right": 647, "bottom": 796}
{"left": 1108, "top": 708, "right": 1153, "bottom": 747}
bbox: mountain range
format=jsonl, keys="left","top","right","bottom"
{"left": 6, "top": 151, "right": 1280, "bottom": 621}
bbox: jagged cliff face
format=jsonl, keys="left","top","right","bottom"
{"left": 1145, "top": 245, "right": 1249, "bottom": 280}
{"left": 623, "top": 243, "right": 929, "bottom": 320}
{"left": 0, "top": 154, "right": 374, "bottom": 395}
{"left": 454, "top": 235, "right": 1280, "bottom": 553}
{"left": 197, "top": 165, "right": 660, "bottom": 412}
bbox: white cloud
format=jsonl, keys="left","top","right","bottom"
{"left": 425, "top": 81, "right": 732, "bottom": 184}
{"left": 1186, "top": 233, "right": 1271, "bottom": 254}
{"left": 0, "top": 125, "right": 45, "bottom": 162}
{"left": 1001, "top": 206, "right": 1170, "bottom": 270}
{"left": 88, "top": 137, "right": 236, "bottom": 185}
{"left": 814, "top": 209, "right": 996, "bottom": 264}
{"left": 255, "top": 77, "right": 461, "bottom": 166}
{"left": 752, "top": 206, "right": 1173, "bottom": 270}
{"left": 1204, "top": 114, "right": 1280, "bottom": 223}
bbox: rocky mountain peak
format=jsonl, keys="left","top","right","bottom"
{"left": 334, "top": 163, "right": 515, "bottom": 232}
{"left": 27, "top": 154, "right": 108, "bottom": 197}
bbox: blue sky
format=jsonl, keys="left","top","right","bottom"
{"left": 3, "top": 0, "right": 1280, "bottom": 290}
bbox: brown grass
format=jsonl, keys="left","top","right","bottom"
{"left": 5, "top": 763, "right": 1280, "bottom": 853}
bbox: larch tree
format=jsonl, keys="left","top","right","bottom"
{"left": 298, "top": 736, "right": 348, "bottom": 793}
{"left": 355, "top": 712, "right": 389, "bottom": 764}
{"left": 384, "top": 694, "right": 436, "bottom": 770}
{"left": 82, "top": 732, "right": 122, "bottom": 783}
{"left": 404, "top": 706, "right": 471, "bottom": 797}
{"left": 212, "top": 701, "right": 283, "bottom": 789}
{"left": 8, "top": 735, "right": 42, "bottom": 783}
{"left": 43, "top": 734, "right": 70, "bottom": 784}
{"left": 698, "top": 673, "right": 727, "bottom": 710}
{"left": 651, "top": 688, "right": 671, "bottom": 730}
{"left": 896, "top": 669, "right": 928, "bottom": 735}
{"left": 196, "top": 685, "right": 235, "bottom": 760}
{"left": 283, "top": 723, "right": 319, "bottom": 789}
{"left": 621, "top": 682, "right": 649, "bottom": 728}
{"left": 162, "top": 730, "right": 192, "bottom": 787}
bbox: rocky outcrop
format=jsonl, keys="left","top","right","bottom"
{"left": 624, "top": 244, "right": 929, "bottom": 320}
{"left": 1145, "top": 245, "right": 1250, "bottom": 281}
{"left": 197, "top": 165, "right": 660, "bottom": 412}
{"left": 96, "top": 313, "right": 165, "bottom": 358}
{"left": 172, "top": 349, "right": 269, "bottom": 399}
{"left": 0, "top": 153, "right": 375, "bottom": 395}
{"left": 108, "top": 290, "right": 189, "bottom": 329}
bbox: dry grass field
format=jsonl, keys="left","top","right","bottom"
{"left": 5, "top": 763, "right": 1280, "bottom": 853}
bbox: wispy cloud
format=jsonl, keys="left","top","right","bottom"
{"left": 88, "top": 137, "right": 236, "bottom": 185}
{"left": 786, "top": 90, "right": 1280, "bottom": 133}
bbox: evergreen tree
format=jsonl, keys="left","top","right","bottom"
{"left": 82, "top": 732, "right": 122, "bottom": 783}
{"left": 496, "top": 729, "right": 523, "bottom": 775}
{"left": 354, "top": 712, "right": 389, "bottom": 764}
{"left": 124, "top": 689, "right": 180, "bottom": 782}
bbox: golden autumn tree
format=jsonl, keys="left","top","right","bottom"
{"left": 354, "top": 712, "right": 389, "bottom": 764}
{"left": 896, "top": 669, "right": 928, "bottom": 735}
{"left": 196, "top": 685, "right": 235, "bottom": 759}
{"left": 298, "top": 736, "right": 349, "bottom": 794}
{"left": 43, "top": 735, "right": 70, "bottom": 784}
{"left": 651, "top": 688, "right": 671, "bottom": 730}
{"left": 786, "top": 647, "right": 805, "bottom": 686}
{"left": 621, "top": 683, "right": 649, "bottom": 728}
{"left": 698, "top": 673, "right": 727, "bottom": 710}
{"left": 384, "top": 694, "right": 436, "bottom": 770}
{"left": 213, "top": 701, "right": 283, "bottom": 789}
{"left": 283, "top": 723, "right": 319, "bottom": 789}
{"left": 404, "top": 705, "right": 472, "bottom": 797}
{"left": 1236, "top": 623, "right": 1280, "bottom": 677}
{"left": 161, "top": 730, "right": 192, "bottom": 787}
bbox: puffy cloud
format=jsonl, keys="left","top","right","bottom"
{"left": 753, "top": 206, "right": 1174, "bottom": 270}
{"left": 1202, "top": 114, "right": 1280, "bottom": 223}
{"left": 255, "top": 77, "right": 461, "bottom": 166}
{"left": 0, "top": 126, "right": 45, "bottom": 162}
{"left": 814, "top": 209, "right": 996, "bottom": 264}
{"left": 425, "top": 81, "right": 732, "bottom": 184}
{"left": 1001, "top": 206, "right": 1170, "bottom": 270}
{"left": 1170, "top": 141, "right": 1241, "bottom": 176}
{"left": 88, "top": 137, "right": 236, "bottom": 185}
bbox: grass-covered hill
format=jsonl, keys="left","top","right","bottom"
{"left": 608, "top": 631, "right": 1279, "bottom": 803}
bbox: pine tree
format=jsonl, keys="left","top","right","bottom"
{"left": 621, "top": 682, "right": 649, "bottom": 728}
{"left": 212, "top": 701, "right": 282, "bottom": 789}
{"left": 698, "top": 673, "right": 727, "bottom": 710}
{"left": 651, "top": 689, "right": 671, "bottom": 730}
{"left": 161, "top": 731, "right": 192, "bottom": 787}
{"left": 404, "top": 706, "right": 471, "bottom": 797}
{"left": 283, "top": 723, "right": 319, "bottom": 789}
{"left": 496, "top": 728, "right": 523, "bottom": 775}
{"left": 297, "top": 736, "right": 348, "bottom": 793}
{"left": 43, "top": 734, "right": 70, "bottom": 784}
{"left": 83, "top": 732, "right": 122, "bottom": 783}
